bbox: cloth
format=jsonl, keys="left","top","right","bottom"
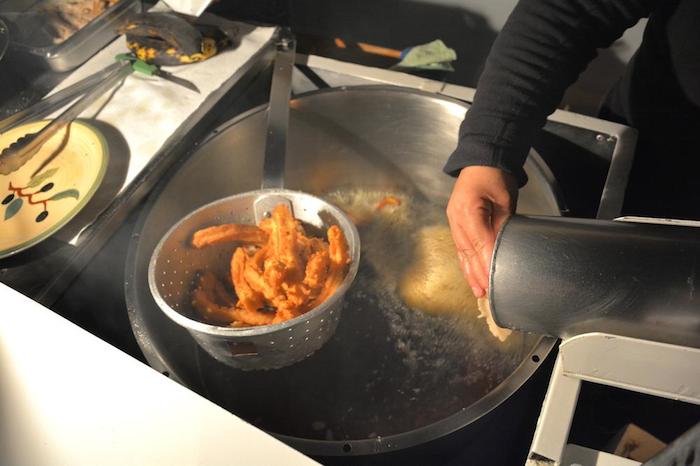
{"left": 443, "top": 0, "right": 700, "bottom": 198}
{"left": 162, "top": 0, "right": 213, "bottom": 17}
{"left": 397, "top": 39, "right": 456, "bottom": 71}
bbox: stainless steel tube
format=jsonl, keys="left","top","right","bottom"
{"left": 490, "top": 216, "right": 700, "bottom": 348}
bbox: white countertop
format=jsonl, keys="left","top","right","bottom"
{"left": 0, "top": 283, "right": 318, "bottom": 466}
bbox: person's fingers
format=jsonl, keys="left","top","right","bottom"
{"left": 459, "top": 241, "right": 488, "bottom": 296}
{"left": 463, "top": 205, "right": 495, "bottom": 290}
{"left": 447, "top": 213, "right": 471, "bottom": 276}
{"left": 447, "top": 166, "right": 519, "bottom": 296}
{"left": 448, "top": 213, "right": 486, "bottom": 297}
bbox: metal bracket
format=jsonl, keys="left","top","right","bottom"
{"left": 261, "top": 28, "right": 295, "bottom": 191}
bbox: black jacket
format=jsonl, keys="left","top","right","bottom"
{"left": 443, "top": 0, "right": 700, "bottom": 187}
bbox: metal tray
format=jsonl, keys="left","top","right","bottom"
{"left": 0, "top": 0, "right": 140, "bottom": 72}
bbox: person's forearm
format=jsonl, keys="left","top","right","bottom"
{"left": 444, "top": 0, "right": 654, "bottom": 185}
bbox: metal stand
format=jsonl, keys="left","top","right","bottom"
{"left": 527, "top": 333, "right": 700, "bottom": 465}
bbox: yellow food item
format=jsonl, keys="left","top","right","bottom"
{"left": 399, "top": 225, "right": 511, "bottom": 342}
{"left": 399, "top": 225, "right": 479, "bottom": 316}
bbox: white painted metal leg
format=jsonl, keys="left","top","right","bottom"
{"left": 527, "top": 352, "right": 582, "bottom": 465}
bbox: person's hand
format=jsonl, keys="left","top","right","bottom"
{"left": 446, "top": 166, "right": 518, "bottom": 298}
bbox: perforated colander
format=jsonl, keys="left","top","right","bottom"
{"left": 147, "top": 30, "right": 360, "bottom": 370}
{"left": 148, "top": 189, "right": 360, "bottom": 370}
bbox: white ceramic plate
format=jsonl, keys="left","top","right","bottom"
{"left": 0, "top": 120, "right": 108, "bottom": 258}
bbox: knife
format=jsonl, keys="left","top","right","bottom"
{"left": 117, "top": 53, "right": 200, "bottom": 94}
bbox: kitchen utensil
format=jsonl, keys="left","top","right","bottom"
{"left": 126, "top": 86, "right": 563, "bottom": 456}
{"left": 490, "top": 215, "right": 700, "bottom": 348}
{"left": 114, "top": 53, "right": 200, "bottom": 93}
{"left": 0, "top": 52, "right": 200, "bottom": 175}
{"left": 0, "top": 62, "right": 123, "bottom": 134}
{"left": 148, "top": 29, "right": 361, "bottom": 370}
{"left": 0, "top": 61, "right": 132, "bottom": 176}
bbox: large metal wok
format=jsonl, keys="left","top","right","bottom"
{"left": 125, "top": 86, "right": 564, "bottom": 457}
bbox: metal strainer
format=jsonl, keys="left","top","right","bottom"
{"left": 147, "top": 30, "right": 360, "bottom": 370}
{"left": 148, "top": 190, "right": 360, "bottom": 370}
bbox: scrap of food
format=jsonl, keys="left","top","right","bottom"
{"left": 190, "top": 204, "right": 351, "bottom": 327}
{"left": 477, "top": 297, "right": 512, "bottom": 343}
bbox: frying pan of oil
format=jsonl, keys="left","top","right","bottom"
{"left": 126, "top": 86, "right": 564, "bottom": 456}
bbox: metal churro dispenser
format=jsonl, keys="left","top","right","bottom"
{"left": 490, "top": 215, "right": 700, "bottom": 348}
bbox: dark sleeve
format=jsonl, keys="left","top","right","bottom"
{"left": 443, "top": 0, "right": 655, "bottom": 186}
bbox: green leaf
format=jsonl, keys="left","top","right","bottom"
{"left": 27, "top": 168, "right": 59, "bottom": 188}
{"left": 4, "top": 198, "right": 23, "bottom": 220}
{"left": 49, "top": 189, "right": 79, "bottom": 202}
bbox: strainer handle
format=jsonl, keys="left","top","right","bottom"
{"left": 261, "top": 28, "right": 296, "bottom": 190}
